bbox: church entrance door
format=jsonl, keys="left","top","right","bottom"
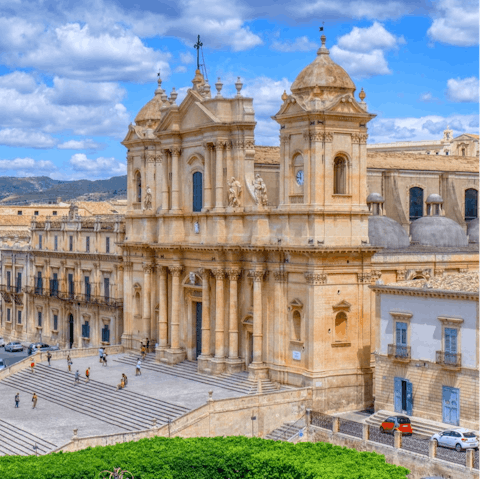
{"left": 248, "top": 332, "right": 253, "bottom": 365}
{"left": 195, "top": 302, "right": 202, "bottom": 358}
{"left": 68, "top": 314, "right": 74, "bottom": 349}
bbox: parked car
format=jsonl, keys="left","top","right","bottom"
{"left": 380, "top": 416, "right": 413, "bottom": 436}
{"left": 27, "top": 343, "right": 60, "bottom": 355}
{"left": 5, "top": 341, "right": 24, "bottom": 352}
{"left": 0, "top": 358, "right": 5, "bottom": 370}
{"left": 431, "top": 428, "right": 479, "bottom": 452}
{"left": 0, "top": 337, "right": 5, "bottom": 347}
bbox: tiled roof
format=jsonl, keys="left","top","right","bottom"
{"left": 74, "top": 201, "right": 128, "bottom": 215}
{"left": 388, "top": 272, "right": 479, "bottom": 293}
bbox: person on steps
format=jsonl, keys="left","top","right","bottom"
{"left": 85, "top": 367, "right": 90, "bottom": 383}
{"left": 116, "top": 377, "right": 125, "bottom": 391}
{"left": 74, "top": 370, "right": 80, "bottom": 384}
{"left": 146, "top": 338, "right": 150, "bottom": 353}
{"left": 122, "top": 373, "right": 128, "bottom": 387}
{"left": 32, "top": 393, "right": 38, "bottom": 409}
{"left": 47, "top": 351, "right": 52, "bottom": 367}
{"left": 99, "top": 347, "right": 104, "bottom": 363}
{"left": 102, "top": 352, "right": 108, "bottom": 367}
{"left": 67, "top": 355, "right": 72, "bottom": 372}
{"left": 30, "top": 359, "right": 35, "bottom": 374}
{"left": 14, "top": 392, "right": 20, "bottom": 408}
{"left": 136, "top": 358, "right": 142, "bottom": 376}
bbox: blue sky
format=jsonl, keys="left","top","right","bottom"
{"left": 0, "top": 0, "right": 477, "bottom": 180}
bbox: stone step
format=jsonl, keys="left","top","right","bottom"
{"left": 0, "top": 419, "right": 57, "bottom": 456}
{"left": 1, "top": 364, "right": 190, "bottom": 432}
{"left": 265, "top": 422, "right": 304, "bottom": 441}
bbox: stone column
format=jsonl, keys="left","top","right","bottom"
{"left": 142, "top": 263, "right": 153, "bottom": 343}
{"left": 198, "top": 269, "right": 212, "bottom": 365}
{"left": 170, "top": 147, "right": 181, "bottom": 212}
{"left": 156, "top": 265, "right": 168, "bottom": 357}
{"left": 203, "top": 144, "right": 213, "bottom": 210}
{"left": 127, "top": 154, "right": 134, "bottom": 208}
{"left": 214, "top": 141, "right": 225, "bottom": 210}
{"left": 164, "top": 266, "right": 185, "bottom": 365}
{"left": 121, "top": 261, "right": 133, "bottom": 347}
{"left": 226, "top": 268, "right": 243, "bottom": 373}
{"left": 248, "top": 270, "right": 268, "bottom": 379}
{"left": 225, "top": 142, "right": 233, "bottom": 192}
{"left": 161, "top": 150, "right": 169, "bottom": 211}
{"left": 146, "top": 153, "right": 155, "bottom": 212}
{"left": 284, "top": 136, "right": 290, "bottom": 205}
{"left": 274, "top": 271, "right": 288, "bottom": 367}
{"left": 210, "top": 268, "right": 226, "bottom": 374}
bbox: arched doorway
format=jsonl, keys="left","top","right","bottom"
{"left": 242, "top": 315, "right": 253, "bottom": 368}
{"left": 68, "top": 314, "right": 74, "bottom": 349}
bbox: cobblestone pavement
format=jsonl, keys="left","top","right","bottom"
{"left": 311, "top": 412, "right": 479, "bottom": 470}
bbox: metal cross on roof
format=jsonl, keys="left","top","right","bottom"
{"left": 194, "top": 35, "right": 203, "bottom": 70}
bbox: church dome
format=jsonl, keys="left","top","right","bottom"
{"left": 411, "top": 216, "right": 468, "bottom": 247}
{"left": 368, "top": 216, "right": 410, "bottom": 249}
{"left": 135, "top": 77, "right": 166, "bottom": 126}
{"left": 290, "top": 35, "right": 356, "bottom": 96}
{"left": 467, "top": 217, "right": 479, "bottom": 243}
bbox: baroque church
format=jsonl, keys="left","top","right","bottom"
{"left": 120, "top": 35, "right": 478, "bottom": 411}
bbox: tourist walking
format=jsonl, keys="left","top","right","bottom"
{"left": 67, "top": 355, "right": 72, "bottom": 372}
{"left": 102, "top": 352, "right": 108, "bottom": 367}
{"left": 32, "top": 393, "right": 38, "bottom": 409}
{"left": 74, "top": 370, "right": 80, "bottom": 384}
{"left": 146, "top": 338, "right": 150, "bottom": 352}
{"left": 14, "top": 392, "right": 20, "bottom": 408}
{"left": 141, "top": 343, "right": 146, "bottom": 360}
{"left": 122, "top": 373, "right": 128, "bottom": 387}
{"left": 85, "top": 367, "right": 90, "bottom": 383}
{"left": 99, "top": 347, "right": 104, "bottom": 363}
{"left": 136, "top": 358, "right": 142, "bottom": 376}
{"left": 46, "top": 351, "right": 52, "bottom": 366}
{"left": 30, "top": 359, "right": 35, "bottom": 374}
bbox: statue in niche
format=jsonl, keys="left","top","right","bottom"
{"left": 144, "top": 186, "right": 152, "bottom": 210}
{"left": 227, "top": 177, "right": 242, "bottom": 207}
{"left": 252, "top": 174, "right": 268, "bottom": 206}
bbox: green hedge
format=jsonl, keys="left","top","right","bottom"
{"left": 0, "top": 436, "right": 410, "bottom": 479}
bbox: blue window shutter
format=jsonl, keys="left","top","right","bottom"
{"left": 406, "top": 381, "right": 413, "bottom": 416}
{"left": 396, "top": 322, "right": 407, "bottom": 345}
{"left": 394, "top": 377, "right": 402, "bottom": 413}
{"left": 445, "top": 328, "right": 457, "bottom": 353}
{"left": 192, "top": 172, "right": 203, "bottom": 212}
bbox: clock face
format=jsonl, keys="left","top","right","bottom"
{"left": 296, "top": 169, "right": 304, "bottom": 186}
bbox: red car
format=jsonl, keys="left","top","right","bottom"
{"left": 380, "top": 416, "right": 413, "bottom": 436}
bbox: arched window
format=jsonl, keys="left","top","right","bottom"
{"left": 335, "top": 312, "right": 347, "bottom": 342}
{"left": 409, "top": 187, "right": 423, "bottom": 221}
{"left": 334, "top": 157, "right": 347, "bottom": 194}
{"left": 192, "top": 171, "right": 203, "bottom": 212}
{"left": 461, "top": 147, "right": 466, "bottom": 157}
{"left": 292, "top": 311, "right": 301, "bottom": 341}
{"left": 134, "top": 292, "right": 141, "bottom": 316}
{"left": 135, "top": 172, "right": 142, "bottom": 203}
{"left": 465, "top": 189, "right": 478, "bottom": 221}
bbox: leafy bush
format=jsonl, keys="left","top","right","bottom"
{"left": 0, "top": 436, "right": 409, "bottom": 479}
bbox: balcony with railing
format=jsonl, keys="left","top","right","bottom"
{"left": 436, "top": 351, "right": 462, "bottom": 369}
{"left": 387, "top": 344, "right": 411, "bottom": 362}
{"left": 0, "top": 285, "right": 24, "bottom": 304}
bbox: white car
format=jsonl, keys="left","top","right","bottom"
{"left": 0, "top": 337, "right": 5, "bottom": 347}
{"left": 0, "top": 358, "right": 5, "bottom": 370}
{"left": 431, "top": 428, "right": 479, "bottom": 451}
{"left": 4, "top": 341, "right": 23, "bottom": 352}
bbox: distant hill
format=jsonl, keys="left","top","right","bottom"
{"left": 0, "top": 176, "right": 127, "bottom": 204}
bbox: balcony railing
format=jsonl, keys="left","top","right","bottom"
{"left": 387, "top": 344, "right": 411, "bottom": 361}
{"left": 436, "top": 351, "right": 462, "bottom": 368}
{"left": 0, "top": 285, "right": 23, "bottom": 305}
{"left": 23, "top": 285, "right": 122, "bottom": 308}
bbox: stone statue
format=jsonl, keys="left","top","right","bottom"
{"left": 252, "top": 174, "right": 268, "bottom": 206}
{"left": 144, "top": 186, "right": 152, "bottom": 210}
{"left": 227, "top": 177, "right": 242, "bottom": 207}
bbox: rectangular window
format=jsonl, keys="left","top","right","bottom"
{"left": 39, "top": 234, "right": 42, "bottom": 250}
{"left": 69, "top": 236, "right": 73, "bottom": 252}
{"left": 36, "top": 271, "right": 43, "bottom": 294}
{"left": 54, "top": 236, "right": 58, "bottom": 251}
{"left": 53, "top": 314, "right": 58, "bottom": 331}
{"left": 7, "top": 309, "right": 10, "bottom": 322}
{"left": 86, "top": 236, "right": 90, "bottom": 253}
{"left": 104, "top": 277, "right": 110, "bottom": 302}
{"left": 106, "top": 237, "right": 110, "bottom": 253}
{"left": 52, "top": 211, "right": 57, "bottom": 216}
{"left": 444, "top": 328, "right": 458, "bottom": 365}
{"left": 34, "top": 211, "right": 39, "bottom": 216}
{"left": 17, "top": 310, "right": 22, "bottom": 324}
{"left": 50, "top": 273, "right": 58, "bottom": 297}
{"left": 16, "top": 272, "right": 22, "bottom": 293}
{"left": 395, "top": 322, "right": 408, "bottom": 358}
{"left": 6, "top": 271, "right": 11, "bottom": 290}
{"left": 68, "top": 273, "right": 74, "bottom": 298}
{"left": 85, "top": 276, "right": 91, "bottom": 301}
{"left": 102, "top": 324, "right": 110, "bottom": 343}
{"left": 38, "top": 311, "right": 42, "bottom": 327}
{"left": 82, "top": 321, "right": 90, "bottom": 338}
{"left": 17, "top": 211, "right": 22, "bottom": 216}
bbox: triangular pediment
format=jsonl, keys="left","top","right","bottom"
{"left": 274, "top": 99, "right": 307, "bottom": 118}
{"left": 332, "top": 299, "right": 351, "bottom": 312}
{"left": 327, "top": 95, "right": 367, "bottom": 115}
{"left": 122, "top": 124, "right": 143, "bottom": 143}
{"left": 454, "top": 134, "right": 478, "bottom": 142}
{"left": 289, "top": 298, "right": 303, "bottom": 311}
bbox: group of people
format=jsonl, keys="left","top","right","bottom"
{"left": 139, "top": 338, "right": 150, "bottom": 359}
{"left": 98, "top": 348, "right": 108, "bottom": 366}
{"left": 14, "top": 392, "right": 37, "bottom": 409}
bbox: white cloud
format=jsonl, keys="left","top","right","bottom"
{"left": 446, "top": 77, "right": 479, "bottom": 103}
{"left": 428, "top": 0, "right": 479, "bottom": 47}
{"left": 180, "top": 51, "right": 195, "bottom": 64}
{"left": 57, "top": 139, "right": 105, "bottom": 150}
{"left": 0, "top": 129, "right": 57, "bottom": 149}
{"left": 174, "top": 66, "right": 188, "bottom": 74}
{"left": 69, "top": 153, "right": 127, "bottom": 178}
{"left": 0, "top": 157, "right": 57, "bottom": 175}
{"left": 0, "top": 71, "right": 38, "bottom": 94}
{"left": 419, "top": 92, "right": 441, "bottom": 103}
{"left": 330, "top": 23, "right": 405, "bottom": 79}
{"left": 272, "top": 36, "right": 317, "bottom": 52}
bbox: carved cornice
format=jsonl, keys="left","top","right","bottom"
{"left": 146, "top": 153, "right": 156, "bottom": 163}
{"left": 359, "top": 133, "right": 368, "bottom": 144}
{"left": 369, "top": 285, "right": 478, "bottom": 301}
{"left": 396, "top": 270, "right": 407, "bottom": 281}
{"left": 280, "top": 136, "right": 290, "bottom": 145}
{"left": 225, "top": 142, "right": 232, "bottom": 151}
{"left": 248, "top": 270, "right": 266, "bottom": 282}
{"left": 170, "top": 147, "right": 181, "bottom": 157}
{"left": 304, "top": 272, "right": 327, "bottom": 285}
{"left": 371, "top": 270, "right": 382, "bottom": 283}
{"left": 324, "top": 132, "right": 333, "bottom": 142}
{"left": 274, "top": 271, "right": 288, "bottom": 283}
{"left": 245, "top": 139, "right": 255, "bottom": 149}
{"left": 435, "top": 268, "right": 445, "bottom": 278}
{"left": 32, "top": 251, "right": 120, "bottom": 263}
{"left": 168, "top": 266, "right": 184, "bottom": 277}
{"left": 358, "top": 273, "right": 371, "bottom": 284}
{"left": 226, "top": 268, "right": 241, "bottom": 281}
{"left": 155, "top": 264, "right": 167, "bottom": 275}
{"left": 143, "top": 263, "right": 154, "bottom": 274}
{"left": 351, "top": 133, "right": 361, "bottom": 144}
{"left": 211, "top": 268, "right": 226, "bottom": 279}
{"left": 127, "top": 155, "right": 134, "bottom": 164}
{"left": 215, "top": 140, "right": 227, "bottom": 149}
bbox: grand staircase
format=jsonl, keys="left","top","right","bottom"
{"left": 115, "top": 354, "right": 289, "bottom": 395}
{"left": 265, "top": 420, "right": 305, "bottom": 441}
{"left": 1, "top": 364, "right": 190, "bottom": 431}
{"left": 0, "top": 419, "right": 57, "bottom": 456}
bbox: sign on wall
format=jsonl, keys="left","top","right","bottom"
{"left": 292, "top": 351, "right": 301, "bottom": 360}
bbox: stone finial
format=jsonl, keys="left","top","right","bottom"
{"left": 281, "top": 90, "right": 288, "bottom": 101}
{"left": 203, "top": 82, "right": 211, "bottom": 99}
{"left": 152, "top": 418, "right": 157, "bottom": 428}
{"left": 169, "top": 87, "right": 178, "bottom": 104}
{"left": 317, "top": 35, "right": 329, "bottom": 55}
{"left": 215, "top": 77, "right": 223, "bottom": 98}
{"left": 235, "top": 77, "right": 243, "bottom": 97}
{"left": 359, "top": 88, "right": 366, "bottom": 101}
{"left": 72, "top": 428, "right": 78, "bottom": 440}
{"left": 192, "top": 69, "right": 204, "bottom": 91}
{"left": 155, "top": 72, "right": 164, "bottom": 96}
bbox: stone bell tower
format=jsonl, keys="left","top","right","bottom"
{"left": 272, "top": 35, "right": 376, "bottom": 246}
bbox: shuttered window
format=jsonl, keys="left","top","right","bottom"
{"left": 193, "top": 172, "right": 203, "bottom": 212}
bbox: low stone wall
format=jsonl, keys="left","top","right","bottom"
{"left": 311, "top": 425, "right": 476, "bottom": 479}
{"left": 0, "top": 345, "right": 124, "bottom": 381}
{"left": 53, "top": 387, "right": 312, "bottom": 453}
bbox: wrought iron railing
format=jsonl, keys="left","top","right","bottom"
{"left": 387, "top": 344, "right": 411, "bottom": 360}
{"left": 436, "top": 350, "right": 461, "bottom": 368}
{"left": 0, "top": 285, "right": 23, "bottom": 304}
